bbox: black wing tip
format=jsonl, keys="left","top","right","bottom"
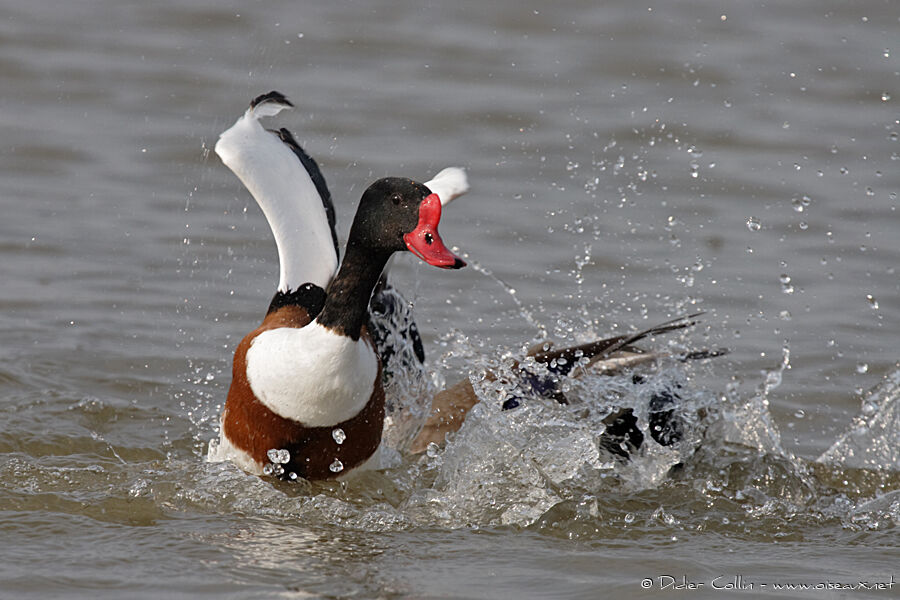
{"left": 250, "top": 90, "right": 294, "bottom": 110}
{"left": 274, "top": 127, "right": 300, "bottom": 148}
{"left": 270, "top": 127, "right": 340, "bottom": 259}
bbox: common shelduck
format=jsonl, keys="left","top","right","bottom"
{"left": 210, "top": 91, "right": 466, "bottom": 480}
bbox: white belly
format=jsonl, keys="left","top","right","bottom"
{"left": 245, "top": 323, "right": 379, "bottom": 426}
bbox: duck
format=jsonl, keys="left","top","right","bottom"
{"left": 209, "top": 91, "right": 726, "bottom": 478}
{"left": 209, "top": 91, "right": 467, "bottom": 480}
{"left": 408, "top": 313, "right": 728, "bottom": 455}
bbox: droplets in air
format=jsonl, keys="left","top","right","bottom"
{"left": 332, "top": 428, "right": 346, "bottom": 445}
{"left": 263, "top": 449, "right": 290, "bottom": 477}
{"left": 687, "top": 146, "right": 702, "bottom": 178}
{"left": 779, "top": 274, "right": 794, "bottom": 294}
{"left": 791, "top": 195, "right": 811, "bottom": 212}
{"left": 267, "top": 448, "right": 290, "bottom": 464}
{"left": 865, "top": 294, "right": 879, "bottom": 310}
{"left": 746, "top": 216, "right": 761, "bottom": 232}
{"left": 329, "top": 459, "right": 344, "bottom": 473}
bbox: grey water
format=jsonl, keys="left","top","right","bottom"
{"left": 1, "top": 0, "right": 898, "bottom": 598}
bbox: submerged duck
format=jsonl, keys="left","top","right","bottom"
{"left": 409, "top": 313, "right": 727, "bottom": 455}
{"left": 211, "top": 91, "right": 466, "bottom": 479}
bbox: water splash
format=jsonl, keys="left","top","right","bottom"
{"left": 818, "top": 368, "right": 900, "bottom": 471}
{"left": 190, "top": 293, "right": 898, "bottom": 538}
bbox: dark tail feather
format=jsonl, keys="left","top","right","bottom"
{"left": 679, "top": 348, "right": 730, "bottom": 362}
{"left": 530, "top": 312, "right": 706, "bottom": 376}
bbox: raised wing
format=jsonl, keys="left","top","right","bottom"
{"left": 216, "top": 91, "right": 339, "bottom": 293}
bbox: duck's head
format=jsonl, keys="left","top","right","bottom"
{"left": 350, "top": 177, "right": 466, "bottom": 269}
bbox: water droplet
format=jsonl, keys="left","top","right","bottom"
{"left": 866, "top": 294, "right": 879, "bottom": 309}
{"left": 791, "top": 195, "right": 811, "bottom": 212}
{"left": 882, "top": 92, "right": 891, "bottom": 102}
{"left": 329, "top": 459, "right": 344, "bottom": 473}
{"left": 779, "top": 274, "right": 794, "bottom": 294}
{"left": 856, "top": 363, "right": 869, "bottom": 374}
{"left": 794, "top": 409, "right": 805, "bottom": 419}
{"left": 746, "top": 216, "right": 761, "bottom": 232}
{"left": 779, "top": 310, "right": 792, "bottom": 320}
{"left": 624, "top": 513, "right": 635, "bottom": 524}
{"left": 267, "top": 448, "right": 291, "bottom": 464}
{"left": 332, "top": 428, "right": 346, "bottom": 445}
{"left": 798, "top": 221, "right": 808, "bottom": 230}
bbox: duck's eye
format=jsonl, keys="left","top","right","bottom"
{"left": 424, "top": 232, "right": 434, "bottom": 245}
{"left": 391, "top": 194, "right": 402, "bottom": 205}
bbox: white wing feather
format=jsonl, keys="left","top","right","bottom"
{"left": 216, "top": 99, "right": 339, "bottom": 292}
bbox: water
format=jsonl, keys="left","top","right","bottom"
{"left": 1, "top": 0, "right": 898, "bottom": 598}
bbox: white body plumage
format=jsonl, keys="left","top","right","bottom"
{"left": 245, "top": 322, "right": 379, "bottom": 426}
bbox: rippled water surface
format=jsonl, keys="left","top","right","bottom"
{"left": 1, "top": 0, "right": 898, "bottom": 598}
